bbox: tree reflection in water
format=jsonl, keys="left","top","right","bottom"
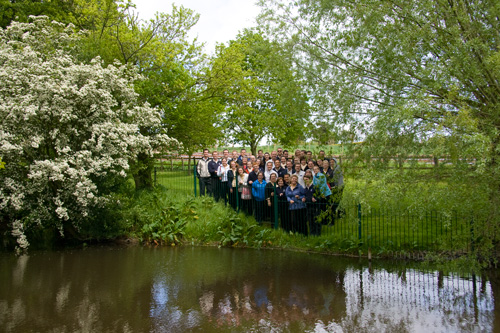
{"left": 0, "top": 247, "right": 496, "bottom": 332}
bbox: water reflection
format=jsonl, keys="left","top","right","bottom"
{"left": 0, "top": 247, "right": 497, "bottom": 332}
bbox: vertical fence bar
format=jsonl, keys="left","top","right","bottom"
{"left": 358, "top": 203, "right": 362, "bottom": 243}
{"left": 273, "top": 182, "right": 279, "bottom": 229}
{"left": 193, "top": 164, "right": 197, "bottom": 197}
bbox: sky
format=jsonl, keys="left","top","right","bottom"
{"left": 133, "top": 0, "right": 262, "bottom": 54}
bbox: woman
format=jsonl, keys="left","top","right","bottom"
{"left": 237, "top": 166, "right": 252, "bottom": 215}
{"left": 313, "top": 165, "right": 332, "bottom": 224}
{"left": 251, "top": 172, "right": 267, "bottom": 223}
{"left": 217, "top": 158, "right": 230, "bottom": 205}
{"left": 285, "top": 174, "right": 307, "bottom": 235}
{"left": 322, "top": 159, "right": 334, "bottom": 188}
{"left": 227, "top": 161, "right": 238, "bottom": 210}
{"left": 303, "top": 172, "right": 320, "bottom": 236}
{"left": 244, "top": 160, "right": 253, "bottom": 174}
{"left": 276, "top": 177, "right": 290, "bottom": 232}
{"left": 300, "top": 158, "right": 308, "bottom": 171}
{"left": 265, "top": 173, "right": 278, "bottom": 226}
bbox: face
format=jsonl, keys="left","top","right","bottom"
{"left": 212, "top": 152, "right": 218, "bottom": 159}
{"left": 284, "top": 151, "right": 289, "bottom": 158}
{"left": 203, "top": 150, "right": 209, "bottom": 158}
{"left": 241, "top": 149, "right": 246, "bottom": 157}
{"left": 258, "top": 150, "right": 263, "bottom": 157}
{"left": 323, "top": 160, "right": 329, "bottom": 169}
{"left": 242, "top": 157, "right": 247, "bottom": 164}
{"left": 301, "top": 159, "right": 307, "bottom": 165}
{"left": 307, "top": 152, "right": 312, "bottom": 159}
{"left": 222, "top": 158, "right": 227, "bottom": 165}
{"left": 238, "top": 168, "right": 244, "bottom": 175}
{"left": 284, "top": 175, "right": 290, "bottom": 183}
{"left": 294, "top": 158, "right": 300, "bottom": 165}
{"left": 223, "top": 150, "right": 229, "bottom": 157}
{"left": 280, "top": 157, "right": 286, "bottom": 165}
{"left": 287, "top": 161, "right": 293, "bottom": 169}
{"left": 264, "top": 153, "right": 270, "bottom": 160}
{"left": 277, "top": 148, "right": 283, "bottom": 155}
{"left": 267, "top": 162, "right": 273, "bottom": 171}
{"left": 232, "top": 151, "right": 238, "bottom": 159}
{"left": 275, "top": 160, "right": 281, "bottom": 168}
{"left": 257, "top": 173, "right": 263, "bottom": 181}
{"left": 303, "top": 175, "right": 311, "bottom": 184}
{"left": 295, "top": 149, "right": 301, "bottom": 157}
{"left": 277, "top": 179, "right": 284, "bottom": 187}
{"left": 253, "top": 163, "right": 260, "bottom": 170}
{"left": 270, "top": 174, "right": 277, "bottom": 183}
{"left": 295, "top": 163, "right": 301, "bottom": 172}
{"left": 314, "top": 166, "right": 320, "bottom": 174}
{"left": 247, "top": 161, "right": 252, "bottom": 168}
{"left": 271, "top": 151, "right": 277, "bottom": 159}
{"left": 291, "top": 176, "right": 298, "bottom": 185}
{"left": 330, "top": 159, "right": 336, "bottom": 167}
{"left": 308, "top": 161, "right": 315, "bottom": 168}
{"left": 230, "top": 161, "right": 236, "bottom": 168}
{"left": 250, "top": 156, "right": 256, "bottom": 163}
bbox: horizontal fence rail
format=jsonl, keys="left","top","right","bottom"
{"left": 153, "top": 166, "right": 473, "bottom": 255}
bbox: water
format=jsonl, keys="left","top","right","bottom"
{"left": 0, "top": 246, "right": 497, "bottom": 332}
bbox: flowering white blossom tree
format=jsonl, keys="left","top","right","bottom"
{"left": 0, "top": 17, "right": 175, "bottom": 250}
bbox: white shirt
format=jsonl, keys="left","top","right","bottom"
{"left": 217, "top": 164, "right": 230, "bottom": 182}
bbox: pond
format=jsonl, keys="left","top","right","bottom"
{"left": 0, "top": 246, "right": 498, "bottom": 332}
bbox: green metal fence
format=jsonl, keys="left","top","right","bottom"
{"left": 154, "top": 166, "right": 473, "bottom": 255}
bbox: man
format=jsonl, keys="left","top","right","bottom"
{"left": 273, "top": 159, "right": 287, "bottom": 179}
{"left": 283, "top": 150, "right": 289, "bottom": 160}
{"left": 271, "top": 150, "right": 278, "bottom": 161}
{"left": 257, "top": 149, "right": 264, "bottom": 161}
{"left": 249, "top": 155, "right": 256, "bottom": 164}
{"left": 237, "top": 148, "right": 247, "bottom": 166}
{"left": 208, "top": 151, "right": 221, "bottom": 200}
{"left": 286, "top": 160, "right": 295, "bottom": 176}
{"left": 222, "top": 149, "right": 230, "bottom": 162}
{"left": 294, "top": 162, "right": 306, "bottom": 187}
{"left": 277, "top": 147, "right": 284, "bottom": 159}
{"left": 294, "top": 149, "right": 301, "bottom": 159}
{"left": 318, "top": 150, "right": 326, "bottom": 160}
{"left": 306, "top": 151, "right": 313, "bottom": 160}
{"left": 264, "top": 160, "right": 278, "bottom": 182}
{"left": 229, "top": 150, "right": 239, "bottom": 164}
{"left": 196, "top": 149, "right": 212, "bottom": 196}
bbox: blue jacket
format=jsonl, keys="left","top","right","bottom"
{"left": 252, "top": 180, "right": 267, "bottom": 201}
{"left": 313, "top": 172, "right": 332, "bottom": 198}
{"left": 285, "top": 184, "right": 306, "bottom": 210}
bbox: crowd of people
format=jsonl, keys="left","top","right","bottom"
{"left": 196, "top": 147, "right": 344, "bottom": 236}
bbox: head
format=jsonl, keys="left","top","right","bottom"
{"left": 277, "top": 177, "right": 284, "bottom": 187}
{"left": 286, "top": 160, "right": 293, "bottom": 169}
{"left": 277, "top": 147, "right": 283, "bottom": 156}
{"left": 274, "top": 160, "right": 281, "bottom": 169}
{"left": 294, "top": 157, "right": 300, "bottom": 166}
{"left": 230, "top": 161, "right": 236, "bottom": 169}
{"left": 304, "top": 169, "right": 313, "bottom": 179}
{"left": 258, "top": 149, "right": 264, "bottom": 157}
{"left": 242, "top": 156, "right": 248, "bottom": 165}
{"left": 212, "top": 151, "right": 218, "bottom": 159}
{"left": 250, "top": 155, "right": 256, "bottom": 163}
{"left": 317, "top": 158, "right": 323, "bottom": 167}
{"left": 313, "top": 165, "right": 321, "bottom": 174}
{"left": 223, "top": 149, "right": 229, "bottom": 158}
{"left": 221, "top": 157, "right": 227, "bottom": 166}
{"left": 264, "top": 152, "right": 270, "bottom": 160}
{"left": 232, "top": 151, "right": 238, "bottom": 159}
{"left": 266, "top": 160, "right": 273, "bottom": 171}
{"left": 271, "top": 151, "right": 277, "bottom": 160}
{"left": 300, "top": 158, "right": 307, "bottom": 165}
{"left": 319, "top": 150, "right": 326, "bottom": 158}
{"left": 295, "top": 163, "right": 301, "bottom": 172}
{"left": 295, "top": 149, "right": 301, "bottom": 157}
{"left": 203, "top": 149, "right": 209, "bottom": 158}
{"left": 246, "top": 161, "right": 253, "bottom": 169}
{"left": 280, "top": 156, "right": 286, "bottom": 165}
{"left": 283, "top": 150, "right": 289, "bottom": 158}
{"left": 308, "top": 160, "right": 315, "bottom": 169}
{"left": 270, "top": 173, "right": 277, "bottom": 183}
{"left": 240, "top": 148, "right": 247, "bottom": 157}
{"left": 306, "top": 151, "right": 312, "bottom": 159}
{"left": 303, "top": 173, "right": 312, "bottom": 185}
{"left": 257, "top": 172, "right": 264, "bottom": 181}
{"left": 290, "top": 174, "right": 298, "bottom": 185}
{"left": 330, "top": 158, "right": 337, "bottom": 168}
{"left": 253, "top": 162, "right": 260, "bottom": 170}
{"left": 237, "top": 167, "right": 244, "bottom": 175}
{"left": 283, "top": 174, "right": 290, "bottom": 184}
{"left": 322, "top": 160, "right": 329, "bottom": 170}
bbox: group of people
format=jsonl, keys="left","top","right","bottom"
{"left": 196, "top": 147, "right": 344, "bottom": 236}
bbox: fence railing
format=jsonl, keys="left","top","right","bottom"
{"left": 153, "top": 166, "right": 473, "bottom": 255}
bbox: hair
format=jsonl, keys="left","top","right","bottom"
{"left": 304, "top": 170, "right": 313, "bottom": 178}
{"left": 270, "top": 172, "right": 277, "bottom": 180}
{"left": 277, "top": 177, "right": 284, "bottom": 185}
{"left": 221, "top": 157, "right": 227, "bottom": 162}
{"left": 203, "top": 148, "right": 209, "bottom": 153}
{"left": 237, "top": 166, "right": 244, "bottom": 173}
{"left": 223, "top": 149, "right": 229, "bottom": 153}
{"left": 256, "top": 171, "right": 264, "bottom": 177}
{"left": 290, "top": 174, "right": 299, "bottom": 180}
{"left": 283, "top": 150, "right": 288, "bottom": 153}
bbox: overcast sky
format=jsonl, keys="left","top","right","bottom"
{"left": 133, "top": 0, "right": 261, "bottom": 54}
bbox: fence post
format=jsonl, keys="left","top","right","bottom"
{"left": 193, "top": 164, "right": 197, "bottom": 197}
{"left": 236, "top": 176, "right": 239, "bottom": 213}
{"left": 154, "top": 167, "right": 157, "bottom": 187}
{"left": 273, "top": 182, "right": 279, "bottom": 229}
{"left": 358, "top": 203, "right": 362, "bottom": 242}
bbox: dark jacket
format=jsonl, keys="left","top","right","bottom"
{"left": 208, "top": 159, "right": 221, "bottom": 177}
{"left": 303, "top": 183, "right": 316, "bottom": 202}
{"left": 274, "top": 167, "right": 287, "bottom": 179}
{"left": 247, "top": 170, "right": 259, "bottom": 186}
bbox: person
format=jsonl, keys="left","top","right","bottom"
{"left": 265, "top": 173, "right": 278, "bottom": 226}
{"left": 244, "top": 160, "right": 253, "bottom": 174}
{"left": 318, "top": 150, "right": 326, "bottom": 161}
{"left": 280, "top": 156, "right": 287, "bottom": 168}
{"left": 227, "top": 161, "right": 238, "bottom": 210}
{"left": 257, "top": 149, "right": 264, "bottom": 161}
{"left": 217, "top": 158, "right": 230, "bottom": 205}
{"left": 222, "top": 149, "right": 230, "bottom": 162}
{"left": 273, "top": 159, "right": 287, "bottom": 179}
{"left": 229, "top": 150, "right": 239, "bottom": 164}
{"left": 294, "top": 149, "right": 301, "bottom": 159}
{"left": 294, "top": 162, "right": 306, "bottom": 188}
{"left": 271, "top": 150, "right": 278, "bottom": 161}
{"left": 263, "top": 152, "right": 272, "bottom": 169}
{"left": 237, "top": 166, "right": 252, "bottom": 215}
{"left": 286, "top": 160, "right": 294, "bottom": 176}
{"left": 264, "top": 160, "right": 278, "bottom": 182}
{"left": 283, "top": 173, "right": 290, "bottom": 186}
{"left": 313, "top": 165, "right": 332, "bottom": 224}
{"left": 307, "top": 160, "right": 316, "bottom": 173}
{"left": 237, "top": 148, "right": 247, "bottom": 166}
{"left": 277, "top": 147, "right": 283, "bottom": 159}
{"left": 197, "top": 148, "right": 212, "bottom": 196}
{"left": 322, "top": 159, "right": 334, "bottom": 187}
{"left": 252, "top": 172, "right": 267, "bottom": 223}
{"left": 208, "top": 151, "right": 221, "bottom": 201}
{"left": 303, "top": 172, "right": 320, "bottom": 236}
{"left": 286, "top": 174, "right": 307, "bottom": 235}
{"left": 275, "top": 177, "right": 290, "bottom": 232}
{"left": 283, "top": 150, "right": 289, "bottom": 160}
{"left": 247, "top": 162, "right": 260, "bottom": 187}
{"left": 300, "top": 158, "right": 308, "bottom": 171}
{"left": 306, "top": 151, "right": 313, "bottom": 161}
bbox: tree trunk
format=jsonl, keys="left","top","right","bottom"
{"left": 250, "top": 141, "right": 258, "bottom": 156}
{"left": 133, "top": 152, "right": 154, "bottom": 190}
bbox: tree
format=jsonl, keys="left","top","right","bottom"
{"left": 0, "top": 17, "right": 173, "bottom": 250}
{"left": 208, "top": 29, "right": 310, "bottom": 155}
{"left": 259, "top": 0, "right": 500, "bottom": 260}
